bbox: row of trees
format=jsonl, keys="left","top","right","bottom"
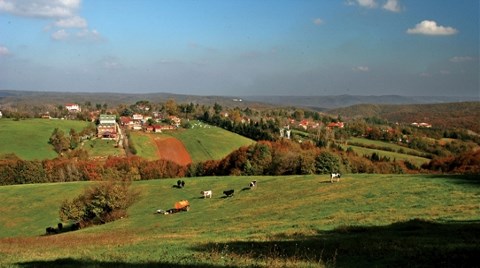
{"left": 0, "top": 156, "right": 187, "bottom": 185}
{"left": 187, "top": 139, "right": 414, "bottom": 177}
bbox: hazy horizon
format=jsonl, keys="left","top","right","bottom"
{"left": 1, "top": 0, "right": 478, "bottom": 97}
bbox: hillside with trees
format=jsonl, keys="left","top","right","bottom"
{"left": 328, "top": 102, "right": 480, "bottom": 134}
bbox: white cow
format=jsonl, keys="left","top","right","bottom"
{"left": 201, "top": 190, "right": 212, "bottom": 198}
{"left": 330, "top": 173, "right": 341, "bottom": 183}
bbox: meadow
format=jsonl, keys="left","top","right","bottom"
{"left": 0, "top": 118, "right": 90, "bottom": 160}
{"left": 342, "top": 137, "right": 431, "bottom": 167}
{"left": 132, "top": 121, "right": 254, "bottom": 162}
{"left": 0, "top": 174, "right": 478, "bottom": 267}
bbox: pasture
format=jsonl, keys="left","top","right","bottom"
{"left": 0, "top": 119, "right": 90, "bottom": 160}
{"left": 132, "top": 121, "right": 254, "bottom": 162}
{"left": 0, "top": 174, "right": 479, "bottom": 267}
{"left": 83, "top": 139, "right": 125, "bottom": 158}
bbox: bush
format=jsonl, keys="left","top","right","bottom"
{"left": 59, "top": 181, "right": 139, "bottom": 227}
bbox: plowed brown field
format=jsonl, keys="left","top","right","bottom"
{"left": 153, "top": 137, "right": 192, "bottom": 166}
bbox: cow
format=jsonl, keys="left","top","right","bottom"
{"left": 45, "top": 226, "right": 56, "bottom": 235}
{"left": 223, "top": 189, "right": 235, "bottom": 197}
{"left": 201, "top": 190, "right": 212, "bottom": 198}
{"left": 249, "top": 180, "right": 257, "bottom": 188}
{"left": 330, "top": 173, "right": 341, "bottom": 183}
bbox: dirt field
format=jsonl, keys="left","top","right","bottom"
{"left": 153, "top": 137, "right": 192, "bottom": 166}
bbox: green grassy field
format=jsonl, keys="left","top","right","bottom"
{"left": 342, "top": 145, "right": 430, "bottom": 167}
{"left": 129, "top": 132, "right": 158, "bottom": 160}
{"left": 0, "top": 174, "right": 478, "bottom": 267}
{"left": 348, "top": 137, "right": 426, "bottom": 155}
{"left": 0, "top": 119, "right": 90, "bottom": 160}
{"left": 83, "top": 139, "right": 126, "bottom": 158}
{"left": 132, "top": 121, "right": 254, "bottom": 162}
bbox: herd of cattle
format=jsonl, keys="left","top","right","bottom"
{"left": 46, "top": 174, "right": 342, "bottom": 233}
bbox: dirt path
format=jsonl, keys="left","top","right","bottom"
{"left": 153, "top": 137, "right": 192, "bottom": 166}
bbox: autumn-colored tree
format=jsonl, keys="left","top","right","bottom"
{"left": 59, "top": 181, "right": 139, "bottom": 227}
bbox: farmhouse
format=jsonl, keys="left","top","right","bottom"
{"left": 169, "top": 116, "right": 181, "bottom": 127}
{"left": 65, "top": 103, "right": 81, "bottom": 112}
{"left": 132, "top": 114, "right": 144, "bottom": 122}
{"left": 411, "top": 122, "right": 432, "bottom": 128}
{"left": 97, "top": 114, "right": 118, "bottom": 139}
{"left": 327, "top": 122, "right": 344, "bottom": 129}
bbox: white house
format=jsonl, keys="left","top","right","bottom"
{"left": 65, "top": 103, "right": 81, "bottom": 112}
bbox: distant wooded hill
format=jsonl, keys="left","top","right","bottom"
{"left": 0, "top": 90, "right": 268, "bottom": 109}
{"left": 328, "top": 102, "right": 480, "bottom": 134}
{"left": 241, "top": 94, "right": 477, "bottom": 109}
{"left": 1, "top": 90, "right": 476, "bottom": 110}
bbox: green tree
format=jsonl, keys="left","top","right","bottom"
{"left": 315, "top": 151, "right": 340, "bottom": 174}
{"left": 49, "top": 128, "right": 70, "bottom": 154}
{"left": 59, "top": 181, "right": 139, "bottom": 226}
{"left": 213, "top": 102, "right": 222, "bottom": 114}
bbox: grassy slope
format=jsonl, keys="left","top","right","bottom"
{"left": 133, "top": 121, "right": 254, "bottom": 162}
{"left": 129, "top": 132, "right": 158, "bottom": 160}
{"left": 0, "top": 119, "right": 90, "bottom": 160}
{"left": 348, "top": 137, "right": 425, "bottom": 155}
{"left": 0, "top": 174, "right": 478, "bottom": 267}
{"left": 83, "top": 139, "right": 126, "bottom": 158}
{"left": 343, "top": 145, "right": 430, "bottom": 167}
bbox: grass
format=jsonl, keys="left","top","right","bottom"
{"left": 347, "top": 137, "right": 426, "bottom": 155}
{"left": 131, "top": 121, "right": 254, "bottom": 162}
{"left": 0, "top": 174, "right": 479, "bottom": 267}
{"left": 341, "top": 144, "right": 430, "bottom": 167}
{"left": 82, "top": 139, "right": 126, "bottom": 159}
{"left": 129, "top": 132, "right": 158, "bottom": 160}
{"left": 0, "top": 118, "right": 90, "bottom": 160}
{"left": 167, "top": 121, "right": 254, "bottom": 162}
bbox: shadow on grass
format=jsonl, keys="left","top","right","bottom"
{"left": 192, "top": 218, "right": 480, "bottom": 267}
{"left": 17, "top": 259, "right": 224, "bottom": 268}
{"left": 426, "top": 174, "right": 480, "bottom": 187}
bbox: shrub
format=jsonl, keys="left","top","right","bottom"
{"left": 59, "top": 181, "right": 139, "bottom": 227}
{"left": 315, "top": 151, "right": 340, "bottom": 174}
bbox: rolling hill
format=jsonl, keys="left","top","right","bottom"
{"left": 0, "top": 119, "right": 90, "bottom": 160}
{"left": 328, "top": 102, "right": 480, "bottom": 133}
{"left": 0, "top": 174, "right": 478, "bottom": 267}
{"left": 130, "top": 121, "right": 254, "bottom": 163}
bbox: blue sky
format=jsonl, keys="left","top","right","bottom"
{"left": 0, "top": 0, "right": 478, "bottom": 97}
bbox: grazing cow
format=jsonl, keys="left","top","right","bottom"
{"left": 330, "top": 173, "right": 341, "bottom": 183}
{"left": 223, "top": 189, "right": 235, "bottom": 197}
{"left": 249, "top": 180, "right": 257, "bottom": 188}
{"left": 45, "top": 226, "right": 56, "bottom": 235}
{"left": 177, "top": 180, "right": 182, "bottom": 187}
{"left": 201, "top": 190, "right": 212, "bottom": 198}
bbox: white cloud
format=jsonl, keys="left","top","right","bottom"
{"left": 407, "top": 20, "right": 458, "bottom": 36}
{"left": 383, "top": 0, "right": 402, "bottom": 12}
{"left": 347, "top": 0, "right": 377, "bottom": 8}
{"left": 0, "top": 0, "right": 80, "bottom": 18}
{"left": 0, "top": 46, "right": 10, "bottom": 56}
{"left": 51, "top": 29, "right": 69, "bottom": 40}
{"left": 450, "top": 56, "right": 475, "bottom": 63}
{"left": 100, "top": 56, "right": 123, "bottom": 70}
{"left": 54, "top": 16, "right": 87, "bottom": 28}
{"left": 353, "top": 66, "right": 370, "bottom": 72}
{"left": 50, "top": 28, "right": 103, "bottom": 42}
{"left": 0, "top": 0, "right": 102, "bottom": 42}
{"left": 312, "top": 18, "right": 324, "bottom": 25}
